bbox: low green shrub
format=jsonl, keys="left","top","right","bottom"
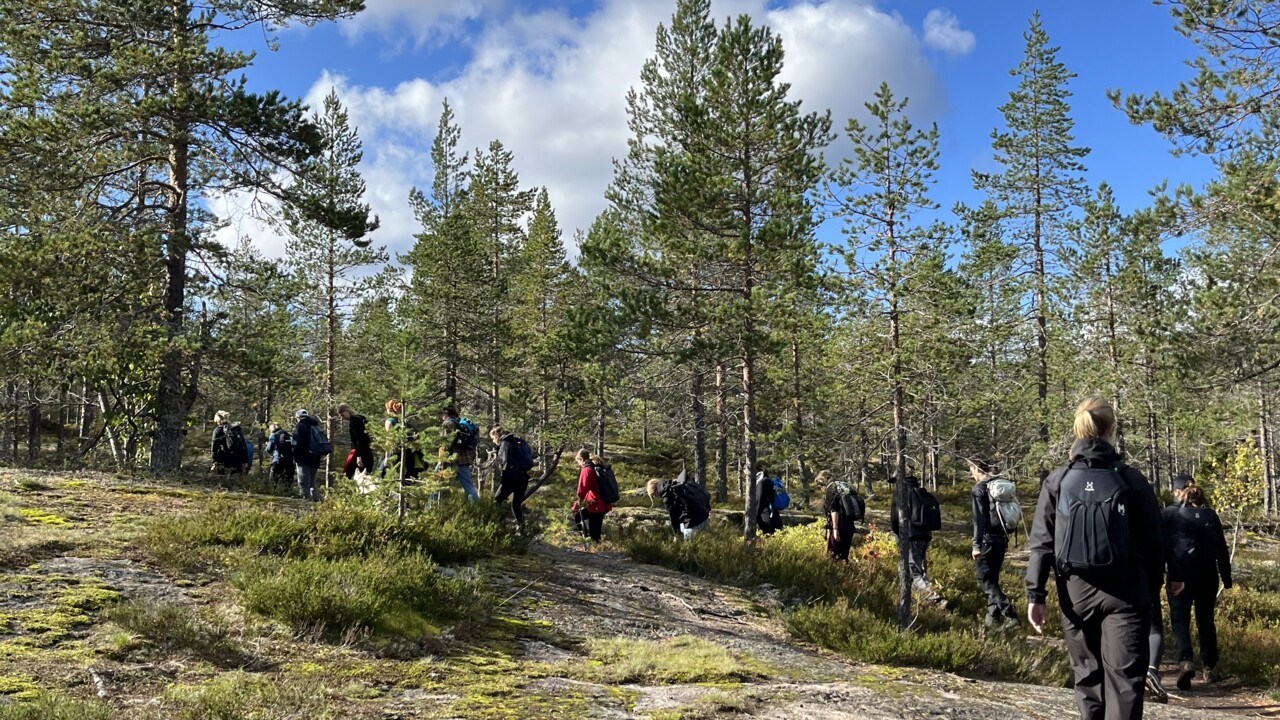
{"left": 575, "top": 635, "right": 765, "bottom": 684}
{"left": 234, "top": 550, "right": 489, "bottom": 635}
{"left": 0, "top": 693, "right": 111, "bottom": 720}
{"left": 105, "top": 601, "right": 247, "bottom": 667}
{"left": 619, "top": 520, "right": 1069, "bottom": 684}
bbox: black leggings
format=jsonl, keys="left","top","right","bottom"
{"left": 494, "top": 470, "right": 529, "bottom": 525}
{"left": 1170, "top": 576, "right": 1220, "bottom": 668}
{"left": 575, "top": 509, "right": 606, "bottom": 542}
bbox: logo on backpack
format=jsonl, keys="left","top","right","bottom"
{"left": 1055, "top": 466, "right": 1130, "bottom": 574}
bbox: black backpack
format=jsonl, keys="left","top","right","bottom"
{"left": 672, "top": 476, "right": 711, "bottom": 516}
{"left": 909, "top": 486, "right": 942, "bottom": 532}
{"left": 227, "top": 425, "right": 248, "bottom": 464}
{"left": 275, "top": 431, "right": 294, "bottom": 462}
{"left": 508, "top": 436, "right": 535, "bottom": 471}
{"left": 1054, "top": 465, "right": 1131, "bottom": 574}
{"left": 1171, "top": 505, "right": 1217, "bottom": 570}
{"left": 594, "top": 464, "right": 621, "bottom": 504}
{"left": 830, "top": 482, "right": 865, "bottom": 521}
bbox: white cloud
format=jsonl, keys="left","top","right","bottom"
{"left": 922, "top": 8, "right": 975, "bottom": 56}
{"left": 339, "top": 0, "right": 504, "bottom": 48}
{"left": 218, "top": 0, "right": 950, "bottom": 261}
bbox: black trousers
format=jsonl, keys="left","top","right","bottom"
{"left": 494, "top": 470, "right": 529, "bottom": 525}
{"left": 1060, "top": 587, "right": 1149, "bottom": 720}
{"left": 1148, "top": 601, "right": 1165, "bottom": 669}
{"left": 975, "top": 538, "right": 1014, "bottom": 621}
{"left": 1169, "top": 575, "right": 1219, "bottom": 668}
{"left": 908, "top": 538, "right": 930, "bottom": 581}
{"left": 575, "top": 509, "right": 606, "bottom": 542}
{"left": 826, "top": 518, "right": 854, "bottom": 561}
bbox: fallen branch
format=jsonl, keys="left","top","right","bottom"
{"left": 523, "top": 443, "right": 569, "bottom": 501}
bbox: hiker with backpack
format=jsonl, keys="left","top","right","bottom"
{"left": 754, "top": 466, "right": 786, "bottom": 536}
{"left": 291, "top": 409, "right": 332, "bottom": 502}
{"left": 890, "top": 472, "right": 944, "bottom": 605}
{"left": 383, "top": 400, "right": 425, "bottom": 480}
{"left": 1162, "top": 474, "right": 1231, "bottom": 692}
{"left": 441, "top": 406, "right": 480, "bottom": 502}
{"left": 572, "top": 449, "right": 619, "bottom": 543}
{"left": 968, "top": 458, "right": 1020, "bottom": 630}
{"left": 265, "top": 422, "right": 295, "bottom": 485}
{"left": 338, "top": 404, "right": 374, "bottom": 480}
{"left": 818, "top": 470, "right": 865, "bottom": 561}
{"left": 490, "top": 425, "right": 534, "bottom": 530}
{"left": 648, "top": 470, "right": 711, "bottom": 540}
{"left": 210, "top": 411, "right": 249, "bottom": 475}
{"left": 1026, "top": 397, "right": 1164, "bottom": 720}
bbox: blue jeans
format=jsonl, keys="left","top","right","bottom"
{"left": 680, "top": 519, "right": 709, "bottom": 541}
{"left": 456, "top": 465, "right": 479, "bottom": 502}
{"left": 296, "top": 463, "right": 320, "bottom": 502}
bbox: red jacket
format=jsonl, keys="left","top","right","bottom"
{"left": 576, "top": 464, "right": 612, "bottom": 514}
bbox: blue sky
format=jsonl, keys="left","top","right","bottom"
{"left": 217, "top": 0, "right": 1217, "bottom": 258}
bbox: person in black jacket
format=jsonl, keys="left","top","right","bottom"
{"left": 338, "top": 404, "right": 374, "bottom": 480}
{"left": 648, "top": 472, "right": 710, "bottom": 540}
{"left": 1026, "top": 397, "right": 1164, "bottom": 720}
{"left": 754, "top": 467, "right": 784, "bottom": 536}
{"left": 290, "top": 409, "right": 325, "bottom": 502}
{"left": 1164, "top": 474, "right": 1232, "bottom": 690}
{"left": 490, "top": 425, "right": 530, "bottom": 531}
{"left": 969, "top": 458, "right": 1018, "bottom": 629}
{"left": 890, "top": 473, "right": 942, "bottom": 605}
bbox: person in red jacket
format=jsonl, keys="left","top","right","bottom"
{"left": 572, "top": 449, "right": 612, "bottom": 542}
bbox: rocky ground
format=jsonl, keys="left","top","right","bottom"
{"left": 0, "top": 467, "right": 1275, "bottom": 719}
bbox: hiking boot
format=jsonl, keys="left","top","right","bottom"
{"left": 1176, "top": 661, "right": 1196, "bottom": 691}
{"left": 1202, "top": 667, "right": 1222, "bottom": 684}
{"left": 1145, "top": 668, "right": 1169, "bottom": 704}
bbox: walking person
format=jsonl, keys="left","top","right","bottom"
{"left": 1164, "top": 474, "right": 1231, "bottom": 690}
{"left": 338, "top": 404, "right": 374, "bottom": 480}
{"left": 890, "top": 472, "right": 944, "bottom": 605}
{"left": 210, "top": 411, "right": 248, "bottom": 475}
{"left": 572, "top": 449, "right": 613, "bottom": 543}
{"left": 490, "top": 426, "right": 533, "bottom": 531}
{"left": 441, "top": 406, "right": 480, "bottom": 502}
{"left": 754, "top": 466, "right": 785, "bottom": 536}
{"left": 648, "top": 470, "right": 711, "bottom": 541}
{"left": 819, "top": 470, "right": 864, "bottom": 561}
{"left": 291, "top": 409, "right": 331, "bottom": 502}
{"left": 969, "top": 459, "right": 1020, "bottom": 629}
{"left": 1026, "top": 397, "right": 1165, "bottom": 720}
{"left": 264, "top": 422, "right": 295, "bottom": 485}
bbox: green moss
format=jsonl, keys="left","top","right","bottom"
{"left": 569, "top": 636, "right": 767, "bottom": 685}
{"left": 18, "top": 509, "right": 70, "bottom": 526}
{"left": 0, "top": 674, "right": 39, "bottom": 700}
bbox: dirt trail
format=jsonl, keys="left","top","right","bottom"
{"left": 500, "top": 541, "right": 1280, "bottom": 719}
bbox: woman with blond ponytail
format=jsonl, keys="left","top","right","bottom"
{"left": 1026, "top": 397, "right": 1165, "bottom": 720}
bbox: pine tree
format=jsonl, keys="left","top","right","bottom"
{"left": 0, "top": 0, "right": 366, "bottom": 472}
{"left": 282, "top": 88, "right": 384, "bottom": 454}
{"left": 973, "top": 12, "right": 1089, "bottom": 465}
{"left": 830, "top": 83, "right": 947, "bottom": 628}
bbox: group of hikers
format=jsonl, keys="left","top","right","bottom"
{"left": 213, "top": 395, "right": 1231, "bottom": 719}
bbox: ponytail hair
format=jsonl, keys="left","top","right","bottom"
{"left": 385, "top": 399, "right": 403, "bottom": 416}
{"left": 1073, "top": 396, "right": 1116, "bottom": 442}
{"left": 1181, "top": 484, "right": 1209, "bottom": 508}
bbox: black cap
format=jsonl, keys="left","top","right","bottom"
{"left": 1171, "top": 474, "right": 1193, "bottom": 491}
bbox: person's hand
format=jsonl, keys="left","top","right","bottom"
{"left": 356, "top": 457, "right": 365, "bottom": 469}
{"left": 972, "top": 547, "right": 982, "bottom": 559}
{"left": 831, "top": 529, "right": 840, "bottom": 542}
{"left": 1169, "top": 581, "right": 1185, "bottom": 597}
{"left": 1028, "top": 603, "right": 1047, "bottom": 635}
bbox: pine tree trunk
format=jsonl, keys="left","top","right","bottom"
{"left": 326, "top": 229, "right": 337, "bottom": 491}
{"left": 715, "top": 362, "right": 728, "bottom": 503}
{"left": 25, "top": 383, "right": 40, "bottom": 465}
{"left": 742, "top": 351, "right": 760, "bottom": 540}
{"left": 150, "top": 8, "right": 195, "bottom": 474}
{"left": 1261, "top": 390, "right": 1273, "bottom": 516}
{"left": 692, "top": 368, "right": 707, "bottom": 489}
{"left": 1145, "top": 355, "right": 1160, "bottom": 490}
{"left": 56, "top": 384, "right": 67, "bottom": 463}
{"left": 595, "top": 395, "right": 605, "bottom": 458}
{"left": 1033, "top": 181, "right": 1050, "bottom": 448}
{"left": 895, "top": 479, "right": 913, "bottom": 630}
{"left": 791, "top": 337, "right": 811, "bottom": 503}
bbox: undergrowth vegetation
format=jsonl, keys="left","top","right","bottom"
{"left": 622, "top": 518, "right": 1072, "bottom": 685}
{"left": 141, "top": 496, "right": 524, "bottom": 639}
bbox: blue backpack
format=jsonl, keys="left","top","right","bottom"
{"left": 771, "top": 478, "right": 790, "bottom": 511}
{"left": 457, "top": 418, "right": 480, "bottom": 450}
